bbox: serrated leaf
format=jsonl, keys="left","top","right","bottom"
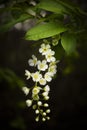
{"left": 37, "top": 0, "right": 67, "bottom": 14}
{"left": 61, "top": 33, "right": 77, "bottom": 54}
{"left": 25, "top": 22, "right": 67, "bottom": 41}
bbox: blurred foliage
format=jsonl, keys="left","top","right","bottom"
{"left": 0, "top": 68, "right": 27, "bottom": 130}
{"left": 0, "top": 68, "right": 25, "bottom": 88}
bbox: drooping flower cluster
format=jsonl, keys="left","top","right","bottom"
{"left": 22, "top": 41, "right": 58, "bottom": 122}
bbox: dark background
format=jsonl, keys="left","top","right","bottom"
{"left": 0, "top": 0, "right": 87, "bottom": 130}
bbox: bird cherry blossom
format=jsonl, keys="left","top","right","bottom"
{"left": 45, "top": 50, "right": 56, "bottom": 62}
{"left": 22, "top": 40, "right": 58, "bottom": 122}
{"left": 39, "top": 78, "right": 46, "bottom": 85}
{"left": 39, "top": 43, "right": 51, "bottom": 55}
{"left": 44, "top": 85, "right": 50, "bottom": 92}
{"left": 26, "top": 99, "right": 32, "bottom": 107}
{"left": 44, "top": 72, "right": 52, "bottom": 82}
{"left": 22, "top": 86, "right": 30, "bottom": 95}
{"left": 31, "top": 71, "right": 42, "bottom": 82}
{"left": 25, "top": 70, "right": 31, "bottom": 80}
{"left": 37, "top": 60, "right": 48, "bottom": 71}
{"left": 28, "top": 55, "right": 38, "bottom": 66}
{"left": 32, "top": 86, "right": 41, "bottom": 95}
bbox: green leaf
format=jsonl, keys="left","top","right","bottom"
{"left": 54, "top": 41, "right": 65, "bottom": 60}
{"left": 37, "top": 0, "right": 67, "bottom": 14}
{"left": 61, "top": 33, "right": 77, "bottom": 54}
{"left": 25, "top": 22, "right": 67, "bottom": 41}
{"left": 0, "top": 14, "right": 31, "bottom": 32}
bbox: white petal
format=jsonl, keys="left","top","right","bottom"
{"left": 42, "top": 92, "right": 48, "bottom": 97}
{"left": 39, "top": 78, "right": 46, "bottom": 85}
{"left": 28, "top": 59, "right": 34, "bottom": 66}
{"left": 44, "top": 85, "right": 50, "bottom": 92}
{"left": 25, "top": 70, "right": 31, "bottom": 79}
{"left": 37, "top": 101, "right": 42, "bottom": 106}
{"left": 44, "top": 73, "right": 52, "bottom": 82}
{"left": 39, "top": 48, "right": 43, "bottom": 53}
{"left": 32, "top": 87, "right": 41, "bottom": 95}
{"left": 51, "top": 57, "right": 56, "bottom": 62}
{"left": 46, "top": 109, "right": 51, "bottom": 113}
{"left": 22, "top": 87, "right": 30, "bottom": 95}
{"left": 26, "top": 99, "right": 32, "bottom": 107}
{"left": 32, "top": 72, "right": 42, "bottom": 82}
{"left": 35, "top": 116, "right": 39, "bottom": 122}
{"left": 35, "top": 109, "right": 39, "bottom": 114}
{"left": 44, "top": 103, "right": 49, "bottom": 107}
{"left": 44, "top": 96, "right": 49, "bottom": 100}
{"left": 42, "top": 117, "right": 46, "bottom": 121}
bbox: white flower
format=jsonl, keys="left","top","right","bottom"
{"left": 42, "top": 117, "right": 46, "bottom": 121}
{"left": 24, "top": 42, "right": 58, "bottom": 121}
{"left": 22, "top": 86, "right": 30, "bottom": 95}
{"left": 48, "top": 66, "right": 57, "bottom": 76}
{"left": 37, "top": 101, "right": 42, "bottom": 106}
{"left": 42, "top": 91, "right": 49, "bottom": 97}
{"left": 46, "top": 109, "right": 51, "bottom": 113}
{"left": 32, "top": 71, "right": 42, "bottom": 82}
{"left": 39, "top": 78, "right": 46, "bottom": 85}
{"left": 44, "top": 96, "right": 49, "bottom": 100}
{"left": 32, "top": 95, "right": 39, "bottom": 100}
{"left": 47, "top": 116, "right": 50, "bottom": 120}
{"left": 37, "top": 60, "right": 48, "bottom": 71}
{"left": 45, "top": 50, "right": 56, "bottom": 62}
{"left": 44, "top": 103, "right": 49, "bottom": 107}
{"left": 49, "top": 61, "right": 58, "bottom": 67}
{"left": 35, "top": 109, "right": 39, "bottom": 114}
{"left": 26, "top": 99, "right": 32, "bottom": 107}
{"left": 44, "top": 85, "right": 50, "bottom": 92}
{"left": 35, "top": 116, "right": 39, "bottom": 122}
{"left": 43, "top": 112, "right": 46, "bottom": 116}
{"left": 25, "top": 70, "right": 31, "bottom": 80}
{"left": 32, "top": 87, "right": 41, "bottom": 95}
{"left": 44, "top": 72, "right": 52, "bottom": 82}
{"left": 28, "top": 55, "right": 38, "bottom": 66}
{"left": 39, "top": 44, "right": 51, "bottom": 55}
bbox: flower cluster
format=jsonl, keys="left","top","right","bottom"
{"left": 22, "top": 41, "right": 58, "bottom": 122}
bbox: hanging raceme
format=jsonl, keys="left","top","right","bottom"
{"left": 22, "top": 40, "right": 59, "bottom": 122}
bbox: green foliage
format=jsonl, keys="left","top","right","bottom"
{"left": 0, "top": 0, "right": 87, "bottom": 55}
{"left": 37, "top": 0, "right": 67, "bottom": 14}
{"left": 54, "top": 41, "right": 65, "bottom": 60}
{"left": 25, "top": 22, "right": 67, "bottom": 40}
{"left": 0, "top": 14, "right": 32, "bottom": 32}
{"left": 0, "top": 68, "right": 25, "bottom": 88}
{"left": 0, "top": 1, "right": 35, "bottom": 32}
{"left": 61, "top": 32, "right": 77, "bottom": 54}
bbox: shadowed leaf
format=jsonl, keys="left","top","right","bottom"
{"left": 61, "top": 32, "right": 77, "bottom": 54}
